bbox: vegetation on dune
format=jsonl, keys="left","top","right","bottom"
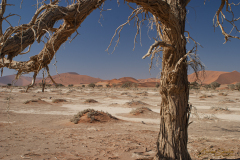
{"left": 68, "top": 84, "right": 74, "bottom": 87}
{"left": 88, "top": 83, "right": 96, "bottom": 88}
{"left": 121, "top": 82, "right": 138, "bottom": 88}
{"left": 210, "top": 82, "right": 221, "bottom": 90}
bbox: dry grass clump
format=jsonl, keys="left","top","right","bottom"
{"left": 19, "top": 90, "right": 26, "bottom": 93}
{"left": 136, "top": 91, "right": 148, "bottom": 96}
{"left": 130, "top": 107, "right": 152, "bottom": 115}
{"left": 218, "top": 92, "right": 228, "bottom": 96}
{"left": 84, "top": 99, "right": 98, "bottom": 103}
{"left": 4, "top": 97, "right": 13, "bottom": 100}
{"left": 211, "top": 106, "right": 229, "bottom": 111}
{"left": 197, "top": 147, "right": 234, "bottom": 158}
{"left": 50, "top": 89, "right": 62, "bottom": 92}
{"left": 202, "top": 114, "right": 218, "bottom": 121}
{"left": 199, "top": 94, "right": 213, "bottom": 99}
{"left": 121, "top": 92, "right": 129, "bottom": 95}
{"left": 24, "top": 99, "right": 38, "bottom": 104}
{"left": 23, "top": 98, "right": 48, "bottom": 104}
{"left": 219, "top": 99, "right": 235, "bottom": 104}
{"left": 67, "top": 89, "right": 76, "bottom": 93}
{"left": 126, "top": 100, "right": 148, "bottom": 107}
{"left": 70, "top": 109, "right": 118, "bottom": 124}
{"left": 52, "top": 99, "right": 67, "bottom": 103}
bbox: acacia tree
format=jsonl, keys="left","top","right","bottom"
{"left": 0, "top": 0, "right": 239, "bottom": 159}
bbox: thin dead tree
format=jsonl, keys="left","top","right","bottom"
{"left": 0, "top": 0, "right": 239, "bottom": 160}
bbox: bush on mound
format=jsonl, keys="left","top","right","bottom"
{"left": 70, "top": 109, "right": 118, "bottom": 124}
{"left": 130, "top": 107, "right": 152, "bottom": 115}
{"left": 84, "top": 99, "right": 98, "bottom": 103}
{"left": 23, "top": 99, "right": 48, "bottom": 104}
{"left": 126, "top": 100, "right": 148, "bottom": 107}
{"left": 52, "top": 99, "right": 67, "bottom": 103}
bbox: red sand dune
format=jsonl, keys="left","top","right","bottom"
{"left": 36, "top": 72, "right": 102, "bottom": 86}
{"left": 118, "top": 77, "right": 139, "bottom": 83}
{"left": 188, "top": 70, "right": 240, "bottom": 85}
{"left": 2, "top": 70, "right": 240, "bottom": 87}
{"left": 138, "top": 78, "right": 159, "bottom": 83}
{"left": 215, "top": 71, "right": 240, "bottom": 84}
{"left": 101, "top": 77, "right": 139, "bottom": 87}
{"left": 0, "top": 75, "right": 41, "bottom": 86}
{"left": 138, "top": 82, "right": 157, "bottom": 87}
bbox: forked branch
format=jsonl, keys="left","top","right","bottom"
{"left": 214, "top": 0, "right": 240, "bottom": 43}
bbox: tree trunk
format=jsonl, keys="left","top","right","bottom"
{"left": 154, "top": 1, "right": 191, "bottom": 159}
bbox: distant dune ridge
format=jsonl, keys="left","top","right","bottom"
{"left": 1, "top": 70, "right": 240, "bottom": 86}
{"left": 35, "top": 72, "right": 102, "bottom": 85}
{"left": 0, "top": 75, "right": 41, "bottom": 86}
{"left": 188, "top": 70, "right": 240, "bottom": 84}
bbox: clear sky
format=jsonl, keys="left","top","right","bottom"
{"left": 2, "top": 0, "right": 240, "bottom": 80}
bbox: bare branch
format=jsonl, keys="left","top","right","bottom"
{"left": 26, "top": 72, "right": 37, "bottom": 92}
{"left": 142, "top": 40, "right": 173, "bottom": 59}
{"left": 46, "top": 65, "right": 58, "bottom": 86}
{"left": 214, "top": 0, "right": 240, "bottom": 43}
{"left": 106, "top": 6, "right": 144, "bottom": 54}
{"left": 0, "top": 0, "right": 105, "bottom": 76}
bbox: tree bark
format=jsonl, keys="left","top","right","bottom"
{"left": 125, "top": 0, "right": 191, "bottom": 159}
{"left": 155, "top": 1, "right": 191, "bottom": 160}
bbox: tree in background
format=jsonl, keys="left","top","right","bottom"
{"left": 211, "top": 82, "right": 221, "bottom": 90}
{"left": 203, "top": 84, "right": 211, "bottom": 90}
{"left": 228, "top": 84, "right": 235, "bottom": 90}
{"left": 0, "top": 0, "right": 239, "bottom": 159}
{"left": 68, "top": 84, "right": 74, "bottom": 87}
{"left": 88, "top": 83, "right": 95, "bottom": 88}
{"left": 189, "top": 81, "right": 200, "bottom": 90}
{"left": 235, "top": 82, "right": 240, "bottom": 91}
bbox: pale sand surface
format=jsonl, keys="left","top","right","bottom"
{"left": 1, "top": 86, "right": 240, "bottom": 159}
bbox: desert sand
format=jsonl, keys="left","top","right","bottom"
{"left": 0, "top": 85, "right": 240, "bottom": 160}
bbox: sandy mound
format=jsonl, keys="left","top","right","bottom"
{"left": 24, "top": 99, "right": 49, "bottom": 105}
{"left": 125, "top": 100, "right": 151, "bottom": 107}
{"left": 52, "top": 99, "right": 67, "bottom": 103}
{"left": 70, "top": 109, "right": 118, "bottom": 124}
{"left": 84, "top": 99, "right": 98, "bottom": 103}
{"left": 136, "top": 91, "right": 148, "bottom": 96}
{"left": 117, "top": 107, "right": 159, "bottom": 119}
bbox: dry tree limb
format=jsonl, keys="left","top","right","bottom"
{"left": 46, "top": 65, "right": 57, "bottom": 86}
{"left": 142, "top": 40, "right": 173, "bottom": 59}
{"left": 0, "top": 0, "right": 105, "bottom": 61}
{"left": 0, "top": 0, "right": 7, "bottom": 36}
{"left": 26, "top": 72, "right": 37, "bottom": 92}
{"left": 214, "top": 0, "right": 240, "bottom": 43}
{"left": 0, "top": 0, "right": 105, "bottom": 81}
{"left": 106, "top": 6, "right": 144, "bottom": 54}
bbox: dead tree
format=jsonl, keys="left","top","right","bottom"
{"left": 0, "top": 0, "right": 239, "bottom": 159}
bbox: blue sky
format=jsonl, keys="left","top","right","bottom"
{"left": 2, "top": 0, "right": 240, "bottom": 80}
